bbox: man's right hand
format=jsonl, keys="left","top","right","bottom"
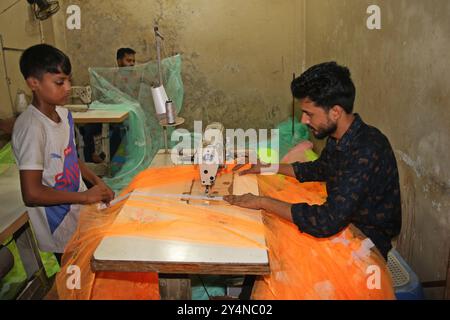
{"left": 234, "top": 162, "right": 296, "bottom": 178}
{"left": 82, "top": 185, "right": 114, "bottom": 205}
{"left": 233, "top": 160, "right": 272, "bottom": 176}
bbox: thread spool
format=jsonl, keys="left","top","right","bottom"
{"left": 15, "top": 90, "right": 29, "bottom": 114}
{"left": 151, "top": 85, "right": 169, "bottom": 115}
{"left": 165, "top": 100, "right": 176, "bottom": 125}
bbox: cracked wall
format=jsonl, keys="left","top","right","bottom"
{"left": 56, "top": 0, "right": 305, "bottom": 131}
{"left": 0, "top": 0, "right": 55, "bottom": 146}
{"left": 304, "top": 0, "right": 450, "bottom": 299}
{"left": 7, "top": 0, "right": 447, "bottom": 299}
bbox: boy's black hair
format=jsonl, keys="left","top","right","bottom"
{"left": 116, "top": 48, "right": 136, "bottom": 60}
{"left": 20, "top": 44, "right": 71, "bottom": 79}
{"left": 291, "top": 61, "right": 356, "bottom": 114}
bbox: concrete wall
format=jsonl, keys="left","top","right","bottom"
{"left": 0, "top": 0, "right": 56, "bottom": 146}
{"left": 304, "top": 0, "right": 450, "bottom": 298}
{"left": 0, "top": 0, "right": 56, "bottom": 118}
{"left": 56, "top": 0, "right": 305, "bottom": 130}
{"left": 1, "top": 0, "right": 448, "bottom": 298}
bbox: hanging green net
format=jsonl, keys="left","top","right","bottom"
{"left": 247, "top": 116, "right": 312, "bottom": 163}
{"left": 88, "top": 54, "right": 184, "bottom": 192}
{"left": 0, "top": 143, "right": 15, "bottom": 175}
{"left": 276, "top": 116, "right": 310, "bottom": 158}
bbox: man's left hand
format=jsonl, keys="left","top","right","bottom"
{"left": 223, "top": 193, "right": 263, "bottom": 210}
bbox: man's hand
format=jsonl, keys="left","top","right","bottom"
{"left": 82, "top": 184, "right": 114, "bottom": 205}
{"left": 234, "top": 162, "right": 296, "bottom": 178}
{"left": 223, "top": 193, "right": 263, "bottom": 210}
{"left": 225, "top": 193, "right": 294, "bottom": 222}
{"left": 233, "top": 160, "right": 272, "bottom": 176}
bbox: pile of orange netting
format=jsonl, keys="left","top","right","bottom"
{"left": 53, "top": 165, "right": 394, "bottom": 300}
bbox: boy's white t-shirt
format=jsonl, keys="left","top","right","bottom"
{"left": 12, "top": 105, "right": 87, "bottom": 253}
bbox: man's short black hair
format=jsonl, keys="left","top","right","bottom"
{"left": 291, "top": 61, "right": 356, "bottom": 114}
{"left": 20, "top": 44, "right": 71, "bottom": 80}
{"left": 116, "top": 48, "right": 136, "bottom": 60}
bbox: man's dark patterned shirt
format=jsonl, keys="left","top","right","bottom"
{"left": 291, "top": 114, "right": 402, "bottom": 259}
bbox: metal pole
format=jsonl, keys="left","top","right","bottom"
{"left": 163, "top": 126, "right": 168, "bottom": 154}
{"left": 0, "top": 35, "right": 15, "bottom": 113}
{"left": 154, "top": 26, "right": 164, "bottom": 86}
{"left": 292, "top": 73, "right": 296, "bottom": 136}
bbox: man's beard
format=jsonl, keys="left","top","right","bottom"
{"left": 309, "top": 120, "right": 337, "bottom": 140}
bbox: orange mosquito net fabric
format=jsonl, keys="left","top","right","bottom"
{"left": 254, "top": 175, "right": 395, "bottom": 299}
{"left": 54, "top": 165, "right": 394, "bottom": 300}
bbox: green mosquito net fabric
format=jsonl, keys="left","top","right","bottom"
{"left": 88, "top": 54, "right": 184, "bottom": 192}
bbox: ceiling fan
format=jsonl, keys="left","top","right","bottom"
{"left": 26, "top": 0, "right": 60, "bottom": 21}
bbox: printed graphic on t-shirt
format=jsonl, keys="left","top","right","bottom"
{"left": 45, "top": 112, "right": 81, "bottom": 233}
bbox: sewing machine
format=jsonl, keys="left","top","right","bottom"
{"left": 198, "top": 122, "right": 226, "bottom": 194}
{"left": 172, "top": 122, "right": 251, "bottom": 195}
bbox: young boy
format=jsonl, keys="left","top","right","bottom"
{"left": 12, "top": 44, "right": 115, "bottom": 264}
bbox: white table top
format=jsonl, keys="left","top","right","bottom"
{"left": 72, "top": 109, "right": 129, "bottom": 124}
{"left": 94, "top": 236, "right": 268, "bottom": 266}
{"left": 0, "top": 165, "right": 27, "bottom": 241}
{"left": 93, "top": 151, "right": 269, "bottom": 273}
{"left": 149, "top": 149, "right": 180, "bottom": 167}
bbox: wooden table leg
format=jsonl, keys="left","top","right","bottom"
{"left": 74, "top": 125, "right": 85, "bottom": 162}
{"left": 239, "top": 275, "right": 256, "bottom": 300}
{"left": 159, "top": 274, "right": 192, "bottom": 300}
{"left": 101, "top": 123, "right": 111, "bottom": 177}
{"left": 163, "top": 126, "right": 169, "bottom": 154}
{"left": 14, "top": 222, "right": 44, "bottom": 279}
{"left": 14, "top": 222, "right": 51, "bottom": 299}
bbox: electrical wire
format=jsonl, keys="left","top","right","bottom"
{"left": 2, "top": 237, "right": 15, "bottom": 247}
{"left": 197, "top": 275, "right": 211, "bottom": 300}
{"left": 0, "top": 0, "right": 22, "bottom": 17}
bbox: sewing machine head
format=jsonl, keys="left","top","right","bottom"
{"left": 198, "top": 122, "right": 225, "bottom": 194}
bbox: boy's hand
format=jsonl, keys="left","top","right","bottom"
{"left": 82, "top": 185, "right": 114, "bottom": 205}
{"left": 95, "top": 179, "right": 115, "bottom": 203}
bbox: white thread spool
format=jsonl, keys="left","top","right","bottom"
{"left": 151, "top": 85, "right": 169, "bottom": 116}
{"left": 165, "top": 100, "right": 176, "bottom": 125}
{"left": 15, "top": 90, "right": 29, "bottom": 114}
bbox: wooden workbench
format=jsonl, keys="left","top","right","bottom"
{"left": 91, "top": 151, "right": 269, "bottom": 299}
{"left": 71, "top": 109, "right": 129, "bottom": 176}
{"left": 71, "top": 110, "right": 129, "bottom": 124}
{"left": 0, "top": 165, "right": 27, "bottom": 244}
{"left": 0, "top": 164, "right": 50, "bottom": 299}
{"left": 92, "top": 175, "right": 269, "bottom": 274}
